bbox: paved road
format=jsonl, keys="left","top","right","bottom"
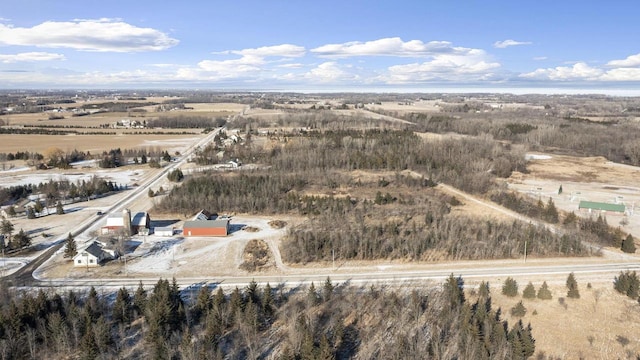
{"left": 18, "top": 258, "right": 640, "bottom": 291}
{"left": 5, "top": 127, "right": 225, "bottom": 286}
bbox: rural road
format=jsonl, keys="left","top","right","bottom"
{"left": 20, "top": 258, "right": 640, "bottom": 291}
{"left": 7, "top": 126, "right": 226, "bottom": 285}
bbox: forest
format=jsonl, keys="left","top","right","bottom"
{"left": 0, "top": 276, "right": 535, "bottom": 359}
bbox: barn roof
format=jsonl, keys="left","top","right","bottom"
{"left": 192, "top": 209, "right": 215, "bottom": 221}
{"left": 183, "top": 218, "right": 230, "bottom": 229}
{"left": 105, "top": 216, "right": 124, "bottom": 227}
{"left": 131, "top": 212, "right": 148, "bottom": 226}
{"left": 578, "top": 201, "right": 625, "bottom": 213}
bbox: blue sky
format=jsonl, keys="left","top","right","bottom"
{"left": 1, "top": 0, "right": 640, "bottom": 93}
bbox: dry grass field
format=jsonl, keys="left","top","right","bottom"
{"left": 508, "top": 153, "right": 640, "bottom": 239}
{"left": 0, "top": 133, "right": 203, "bottom": 154}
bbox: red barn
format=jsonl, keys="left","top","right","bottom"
{"left": 183, "top": 218, "right": 230, "bottom": 237}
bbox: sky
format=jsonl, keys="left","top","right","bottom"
{"left": 1, "top": 1, "right": 640, "bottom": 93}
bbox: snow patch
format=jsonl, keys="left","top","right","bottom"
{"left": 525, "top": 153, "right": 552, "bottom": 160}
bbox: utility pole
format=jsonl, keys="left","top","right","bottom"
{"left": 524, "top": 240, "right": 528, "bottom": 263}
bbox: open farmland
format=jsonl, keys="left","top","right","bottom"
{"left": 2, "top": 91, "right": 640, "bottom": 359}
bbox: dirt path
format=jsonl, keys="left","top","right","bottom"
{"left": 436, "top": 183, "right": 636, "bottom": 260}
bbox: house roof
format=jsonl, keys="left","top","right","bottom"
{"left": 75, "top": 241, "right": 105, "bottom": 259}
{"left": 578, "top": 201, "right": 625, "bottom": 213}
{"left": 184, "top": 218, "right": 230, "bottom": 229}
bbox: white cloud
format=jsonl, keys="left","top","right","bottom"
{"left": 533, "top": 56, "right": 547, "bottom": 61}
{"left": 0, "top": 19, "right": 178, "bottom": 52}
{"left": 311, "top": 37, "right": 471, "bottom": 58}
{"left": 230, "top": 44, "right": 305, "bottom": 58}
{"left": 278, "top": 63, "right": 304, "bottom": 69}
{"left": 0, "top": 52, "right": 65, "bottom": 63}
{"left": 384, "top": 50, "right": 500, "bottom": 83}
{"left": 600, "top": 68, "right": 640, "bottom": 81}
{"left": 178, "top": 44, "right": 306, "bottom": 81}
{"left": 520, "top": 62, "right": 603, "bottom": 80}
{"left": 493, "top": 39, "right": 532, "bottom": 48}
{"left": 304, "top": 62, "right": 356, "bottom": 82}
{"left": 607, "top": 53, "right": 640, "bottom": 68}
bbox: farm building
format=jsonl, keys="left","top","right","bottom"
{"left": 101, "top": 209, "right": 150, "bottom": 235}
{"left": 578, "top": 201, "right": 626, "bottom": 214}
{"left": 73, "top": 241, "right": 117, "bottom": 267}
{"left": 183, "top": 218, "right": 230, "bottom": 237}
{"left": 155, "top": 226, "right": 175, "bottom": 237}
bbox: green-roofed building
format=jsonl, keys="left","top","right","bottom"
{"left": 578, "top": 200, "right": 625, "bottom": 213}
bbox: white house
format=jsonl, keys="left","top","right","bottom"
{"left": 73, "top": 241, "right": 116, "bottom": 267}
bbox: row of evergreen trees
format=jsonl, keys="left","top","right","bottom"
{"left": 0, "top": 276, "right": 535, "bottom": 359}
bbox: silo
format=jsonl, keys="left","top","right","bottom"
{"left": 123, "top": 209, "right": 132, "bottom": 236}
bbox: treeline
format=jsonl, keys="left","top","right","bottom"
{"left": 0, "top": 151, "right": 44, "bottom": 162}
{"left": 388, "top": 110, "right": 640, "bottom": 166}
{"left": 147, "top": 116, "right": 226, "bottom": 129}
{"left": 282, "top": 198, "right": 592, "bottom": 263}
{"left": 155, "top": 172, "right": 592, "bottom": 262}
{"left": 0, "top": 177, "right": 124, "bottom": 207}
{"left": 0, "top": 277, "right": 535, "bottom": 359}
{"left": 78, "top": 101, "right": 158, "bottom": 112}
{"left": 261, "top": 129, "right": 526, "bottom": 194}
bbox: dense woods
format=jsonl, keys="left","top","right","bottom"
{"left": 0, "top": 277, "right": 535, "bottom": 359}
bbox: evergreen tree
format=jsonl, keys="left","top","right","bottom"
{"left": 63, "top": 233, "right": 77, "bottom": 258}
{"left": 566, "top": 273, "right": 580, "bottom": 299}
{"left": 148, "top": 189, "right": 155, "bottom": 198}
{"left": 502, "top": 277, "right": 519, "bottom": 297}
{"left": 1, "top": 219, "right": 14, "bottom": 249}
{"left": 444, "top": 274, "right": 465, "bottom": 309}
{"left": 545, "top": 197, "right": 559, "bottom": 223}
{"left": 478, "top": 281, "right": 490, "bottom": 299}
{"left": 12, "top": 228, "right": 31, "bottom": 249}
{"left": 522, "top": 282, "right": 536, "bottom": 299}
{"left": 79, "top": 321, "right": 99, "bottom": 360}
{"left": 113, "top": 287, "right": 132, "bottom": 324}
{"left": 56, "top": 201, "right": 64, "bottom": 215}
{"left": 558, "top": 184, "right": 563, "bottom": 194}
{"left": 563, "top": 211, "right": 578, "bottom": 225}
{"left": 323, "top": 277, "right": 334, "bottom": 302}
{"left": 537, "top": 281, "right": 553, "bottom": 300}
{"left": 33, "top": 200, "right": 44, "bottom": 214}
{"left": 6, "top": 205, "right": 16, "bottom": 217}
{"left": 133, "top": 281, "right": 147, "bottom": 318}
{"left": 307, "top": 282, "right": 319, "bottom": 308}
{"left": 510, "top": 301, "right": 527, "bottom": 317}
{"left": 26, "top": 206, "right": 36, "bottom": 219}
{"left": 621, "top": 234, "right": 636, "bottom": 253}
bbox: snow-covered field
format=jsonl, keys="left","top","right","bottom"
{"left": 0, "top": 168, "right": 146, "bottom": 188}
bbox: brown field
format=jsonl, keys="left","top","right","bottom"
{"left": 488, "top": 280, "right": 640, "bottom": 359}
{"left": 0, "top": 133, "right": 203, "bottom": 154}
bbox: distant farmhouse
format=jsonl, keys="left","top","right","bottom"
{"left": 101, "top": 209, "right": 150, "bottom": 235}
{"left": 73, "top": 241, "right": 117, "bottom": 267}
{"left": 183, "top": 209, "right": 230, "bottom": 237}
